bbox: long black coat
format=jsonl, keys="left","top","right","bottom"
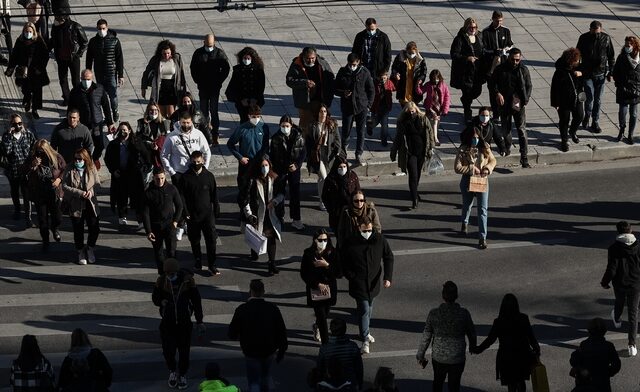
{"left": 300, "top": 246, "right": 338, "bottom": 307}
{"left": 190, "top": 46, "right": 230, "bottom": 91}
{"left": 321, "top": 158, "right": 360, "bottom": 230}
{"left": 334, "top": 65, "right": 375, "bottom": 116}
{"left": 450, "top": 30, "right": 483, "bottom": 90}
{"left": 341, "top": 232, "right": 393, "bottom": 301}
{"left": 286, "top": 55, "right": 335, "bottom": 109}
{"left": 225, "top": 63, "right": 265, "bottom": 106}
{"left": 551, "top": 58, "right": 585, "bottom": 110}
{"left": 8, "top": 36, "right": 50, "bottom": 88}
{"left": 612, "top": 52, "right": 640, "bottom": 105}
{"left": 58, "top": 348, "right": 112, "bottom": 392}
{"left": 351, "top": 29, "right": 392, "bottom": 77}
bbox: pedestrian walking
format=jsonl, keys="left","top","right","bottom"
{"left": 0, "top": 0, "right": 12, "bottom": 64}
{"left": 600, "top": 220, "right": 640, "bottom": 356}
{"left": 481, "top": 11, "right": 514, "bottom": 122}
{"left": 473, "top": 293, "right": 541, "bottom": 392}
{"left": 491, "top": 48, "right": 533, "bottom": 168}
{"left": 22, "top": 0, "right": 49, "bottom": 42}
{"left": 269, "top": 114, "right": 306, "bottom": 231}
{"left": 390, "top": 102, "right": 435, "bottom": 210}
{"left": 307, "top": 104, "right": 342, "bottom": 211}
{"left": 365, "top": 367, "right": 399, "bottom": 392}
{"left": 321, "top": 156, "right": 360, "bottom": 233}
{"left": 351, "top": 17, "right": 392, "bottom": 78}
{"left": 136, "top": 101, "right": 171, "bottom": 168}
{"left": 341, "top": 216, "right": 393, "bottom": 354}
{"left": 229, "top": 279, "right": 288, "bottom": 392}
{"left": 569, "top": 318, "right": 621, "bottom": 392}
{"left": 180, "top": 150, "right": 221, "bottom": 276}
{"left": 300, "top": 229, "right": 339, "bottom": 344}
{"left": 612, "top": 36, "right": 640, "bottom": 144}
{"left": 416, "top": 281, "right": 477, "bottom": 392}
{"left": 336, "top": 190, "right": 381, "bottom": 248}
{"left": 143, "top": 167, "right": 183, "bottom": 275}
{"left": 142, "top": 39, "right": 186, "bottom": 118}
{"left": 152, "top": 258, "right": 206, "bottom": 390}
{"left": 316, "top": 318, "right": 363, "bottom": 390}
{"left": 416, "top": 69, "right": 450, "bottom": 146}
{"left": 454, "top": 126, "right": 496, "bottom": 249}
{"left": 450, "top": 17, "right": 484, "bottom": 123}
{"left": 5, "top": 22, "right": 49, "bottom": 119}
{"left": 24, "top": 139, "right": 65, "bottom": 250}
{"left": 367, "top": 70, "right": 395, "bottom": 146}
{"left": 286, "top": 46, "right": 335, "bottom": 137}
{"left": 62, "top": 148, "right": 100, "bottom": 265}
{"left": 225, "top": 46, "right": 265, "bottom": 124}
{"left": 463, "top": 106, "right": 503, "bottom": 153}
{"left": 190, "top": 33, "right": 230, "bottom": 143}
{"left": 170, "top": 92, "right": 213, "bottom": 146}
{"left": 198, "top": 362, "right": 239, "bottom": 392}
{"left": 551, "top": 48, "right": 585, "bottom": 152}
{"left": 1, "top": 113, "right": 36, "bottom": 224}
{"left": 314, "top": 362, "right": 357, "bottom": 392}
{"left": 86, "top": 19, "right": 124, "bottom": 122}
{"left": 335, "top": 52, "right": 375, "bottom": 166}
{"left": 50, "top": 109, "right": 94, "bottom": 167}
{"left": 391, "top": 41, "right": 428, "bottom": 107}
{"left": 576, "top": 20, "right": 615, "bottom": 134}
{"left": 58, "top": 328, "right": 112, "bottom": 392}
{"left": 239, "top": 156, "right": 285, "bottom": 275}
{"left": 49, "top": 14, "right": 87, "bottom": 106}
{"left": 9, "top": 334, "right": 55, "bottom": 391}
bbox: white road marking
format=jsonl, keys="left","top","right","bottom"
{"left": 393, "top": 238, "right": 568, "bottom": 256}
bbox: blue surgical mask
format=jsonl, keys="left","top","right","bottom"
{"left": 471, "top": 137, "right": 480, "bottom": 146}
{"left": 479, "top": 115, "right": 490, "bottom": 124}
{"left": 624, "top": 46, "right": 632, "bottom": 54}
{"left": 261, "top": 166, "right": 269, "bottom": 176}
{"left": 75, "top": 161, "right": 85, "bottom": 169}
{"left": 23, "top": 32, "right": 33, "bottom": 40}
{"left": 82, "top": 80, "right": 92, "bottom": 89}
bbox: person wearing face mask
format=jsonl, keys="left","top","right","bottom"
{"left": 86, "top": 19, "right": 124, "bottom": 123}
{"left": 62, "top": 148, "right": 101, "bottom": 265}
{"left": 300, "top": 229, "right": 339, "bottom": 344}
{"left": 551, "top": 48, "right": 585, "bottom": 152}
{"left": 351, "top": 17, "right": 392, "bottom": 78}
{"left": 321, "top": 156, "right": 361, "bottom": 233}
{"left": 391, "top": 102, "right": 435, "bottom": 209}
{"left": 170, "top": 92, "right": 213, "bottom": 145}
{"left": 49, "top": 14, "right": 87, "bottom": 107}
{"left": 417, "top": 69, "right": 451, "bottom": 146}
{"left": 307, "top": 104, "right": 342, "bottom": 211}
{"left": 136, "top": 101, "right": 172, "bottom": 168}
{"left": 481, "top": 11, "right": 514, "bottom": 123}
{"left": 341, "top": 216, "right": 393, "bottom": 354}
{"left": 612, "top": 36, "right": 640, "bottom": 144}
{"left": 286, "top": 46, "right": 335, "bottom": 137}
{"left": 576, "top": 20, "right": 615, "bottom": 134}
{"left": 142, "top": 39, "right": 187, "bottom": 118}
{"left": 454, "top": 127, "right": 496, "bottom": 250}
{"left": 1, "top": 113, "right": 36, "bottom": 224}
{"left": 465, "top": 107, "right": 503, "bottom": 155}
{"left": 367, "top": 70, "right": 396, "bottom": 146}
{"left": 179, "top": 150, "right": 221, "bottom": 276}
{"left": 337, "top": 190, "right": 381, "bottom": 248}
{"left": 225, "top": 46, "right": 266, "bottom": 124}
{"left": 189, "top": 33, "right": 230, "bottom": 144}
{"left": 269, "top": 115, "right": 306, "bottom": 231}
{"left": 239, "top": 157, "right": 285, "bottom": 275}
{"left": 391, "top": 41, "right": 428, "bottom": 107}
{"left": 5, "top": 22, "right": 49, "bottom": 119}
{"left": 450, "top": 17, "right": 485, "bottom": 123}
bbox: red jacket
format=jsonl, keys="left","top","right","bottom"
{"left": 417, "top": 80, "right": 451, "bottom": 116}
{"left": 370, "top": 79, "right": 396, "bottom": 114}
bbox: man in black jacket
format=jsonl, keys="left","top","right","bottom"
{"left": 335, "top": 53, "right": 375, "bottom": 167}
{"left": 180, "top": 150, "right": 221, "bottom": 276}
{"left": 601, "top": 221, "right": 640, "bottom": 356}
{"left": 144, "top": 167, "right": 183, "bottom": 275}
{"left": 341, "top": 216, "right": 393, "bottom": 354}
{"left": 50, "top": 109, "right": 94, "bottom": 165}
{"left": 86, "top": 19, "right": 124, "bottom": 122}
{"left": 229, "top": 279, "right": 288, "bottom": 392}
{"left": 351, "top": 17, "right": 391, "bottom": 78}
{"left": 481, "top": 11, "right": 513, "bottom": 122}
{"left": 569, "top": 318, "right": 620, "bottom": 392}
{"left": 576, "top": 20, "right": 615, "bottom": 133}
{"left": 190, "top": 33, "right": 230, "bottom": 144}
{"left": 491, "top": 48, "right": 533, "bottom": 168}
{"left": 49, "top": 14, "right": 87, "bottom": 106}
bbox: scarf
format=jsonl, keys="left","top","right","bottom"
{"left": 350, "top": 202, "right": 370, "bottom": 228}
{"left": 629, "top": 54, "right": 640, "bottom": 69}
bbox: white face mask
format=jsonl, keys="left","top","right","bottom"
{"left": 479, "top": 115, "right": 490, "bottom": 124}
{"left": 624, "top": 46, "right": 633, "bottom": 54}
{"left": 350, "top": 65, "right": 358, "bottom": 71}
{"left": 249, "top": 117, "right": 260, "bottom": 126}
{"left": 205, "top": 46, "right": 214, "bottom": 52}
{"left": 148, "top": 113, "right": 158, "bottom": 120}
{"left": 408, "top": 52, "right": 417, "bottom": 59}
{"left": 243, "top": 58, "right": 252, "bottom": 66}
{"left": 360, "top": 231, "right": 372, "bottom": 240}
{"left": 81, "top": 80, "right": 92, "bottom": 89}
{"left": 24, "top": 32, "right": 33, "bottom": 40}
{"left": 304, "top": 61, "right": 315, "bottom": 68}
{"left": 368, "top": 29, "right": 377, "bottom": 36}
{"left": 98, "top": 29, "right": 107, "bottom": 38}
{"left": 316, "top": 240, "right": 327, "bottom": 251}
{"left": 261, "top": 166, "right": 269, "bottom": 176}
{"left": 337, "top": 167, "right": 347, "bottom": 176}
{"left": 280, "top": 126, "right": 291, "bottom": 135}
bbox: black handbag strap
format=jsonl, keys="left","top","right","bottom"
{"left": 179, "top": 134, "right": 192, "bottom": 157}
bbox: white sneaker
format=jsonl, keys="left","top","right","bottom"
{"left": 366, "top": 333, "right": 375, "bottom": 343}
{"left": 611, "top": 309, "right": 622, "bottom": 329}
{"left": 318, "top": 202, "right": 326, "bottom": 211}
{"left": 86, "top": 247, "right": 96, "bottom": 264}
{"left": 177, "top": 375, "right": 187, "bottom": 390}
{"left": 629, "top": 345, "right": 637, "bottom": 357}
{"left": 312, "top": 323, "right": 321, "bottom": 342}
{"left": 118, "top": 217, "right": 127, "bottom": 225}
{"left": 292, "top": 220, "right": 305, "bottom": 230}
{"left": 176, "top": 227, "right": 185, "bottom": 241}
{"left": 361, "top": 340, "right": 370, "bottom": 354}
{"left": 77, "top": 250, "right": 87, "bottom": 265}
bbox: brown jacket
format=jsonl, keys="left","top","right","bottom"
{"left": 454, "top": 145, "right": 497, "bottom": 176}
{"left": 62, "top": 166, "right": 101, "bottom": 218}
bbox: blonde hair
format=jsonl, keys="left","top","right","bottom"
{"left": 33, "top": 139, "right": 59, "bottom": 169}
{"left": 22, "top": 22, "right": 39, "bottom": 41}
{"left": 398, "top": 101, "right": 425, "bottom": 122}
{"left": 461, "top": 17, "right": 478, "bottom": 35}
{"left": 145, "top": 101, "right": 164, "bottom": 123}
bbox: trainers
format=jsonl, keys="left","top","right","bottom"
{"left": 177, "top": 375, "right": 187, "bottom": 390}
{"left": 291, "top": 220, "right": 305, "bottom": 230}
{"left": 366, "top": 333, "right": 375, "bottom": 343}
{"left": 78, "top": 250, "right": 87, "bottom": 265}
{"left": 208, "top": 267, "right": 221, "bottom": 276}
{"left": 590, "top": 122, "right": 602, "bottom": 134}
{"left": 611, "top": 309, "right": 622, "bottom": 329}
{"left": 318, "top": 202, "right": 327, "bottom": 211}
{"left": 118, "top": 217, "right": 127, "bottom": 225}
{"left": 629, "top": 345, "right": 637, "bottom": 357}
{"left": 167, "top": 371, "right": 178, "bottom": 388}
{"left": 176, "top": 227, "right": 185, "bottom": 241}
{"left": 312, "top": 323, "right": 321, "bottom": 342}
{"left": 361, "top": 340, "right": 370, "bottom": 354}
{"left": 86, "top": 247, "right": 96, "bottom": 264}
{"left": 356, "top": 155, "right": 367, "bottom": 166}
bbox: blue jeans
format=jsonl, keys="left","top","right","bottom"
{"left": 356, "top": 299, "right": 374, "bottom": 340}
{"left": 367, "top": 111, "right": 390, "bottom": 143}
{"left": 460, "top": 176, "right": 489, "bottom": 240}
{"left": 245, "top": 355, "right": 273, "bottom": 392}
{"left": 97, "top": 74, "right": 118, "bottom": 115}
{"left": 584, "top": 75, "right": 605, "bottom": 122}
{"left": 619, "top": 103, "right": 638, "bottom": 134}
{"left": 342, "top": 110, "right": 367, "bottom": 156}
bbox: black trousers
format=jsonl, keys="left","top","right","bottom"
{"left": 70, "top": 208, "right": 100, "bottom": 250}
{"left": 8, "top": 176, "right": 29, "bottom": 214}
{"left": 275, "top": 169, "right": 301, "bottom": 221}
{"left": 171, "top": 173, "right": 187, "bottom": 225}
{"left": 557, "top": 106, "right": 584, "bottom": 142}
{"left": 160, "top": 321, "right": 192, "bottom": 376}
{"left": 432, "top": 360, "right": 465, "bottom": 392}
{"left": 460, "top": 83, "right": 482, "bottom": 120}
{"left": 57, "top": 57, "right": 80, "bottom": 101}
{"left": 313, "top": 302, "right": 331, "bottom": 344}
{"left": 187, "top": 216, "right": 217, "bottom": 269}
{"left": 151, "top": 224, "right": 177, "bottom": 274}
{"left": 198, "top": 87, "right": 221, "bottom": 136}
{"left": 1, "top": 15, "right": 12, "bottom": 57}
{"left": 111, "top": 173, "right": 143, "bottom": 219}
{"left": 614, "top": 286, "right": 640, "bottom": 346}
{"left": 21, "top": 83, "right": 43, "bottom": 110}
{"left": 36, "top": 197, "right": 61, "bottom": 243}
{"left": 234, "top": 102, "right": 250, "bottom": 124}
{"left": 407, "top": 154, "right": 425, "bottom": 202}
{"left": 91, "top": 125, "right": 105, "bottom": 161}
{"left": 500, "top": 105, "right": 528, "bottom": 160}
{"left": 487, "top": 78, "right": 500, "bottom": 119}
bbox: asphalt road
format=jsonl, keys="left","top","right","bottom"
{"left": 1, "top": 159, "right": 640, "bottom": 391}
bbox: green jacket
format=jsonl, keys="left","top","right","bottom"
{"left": 199, "top": 379, "right": 239, "bottom": 392}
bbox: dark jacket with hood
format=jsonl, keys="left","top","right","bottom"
{"left": 576, "top": 31, "right": 615, "bottom": 78}
{"left": 351, "top": 28, "right": 392, "bottom": 77}
{"left": 341, "top": 231, "right": 393, "bottom": 301}
{"left": 269, "top": 126, "right": 306, "bottom": 175}
{"left": 152, "top": 270, "right": 204, "bottom": 325}
{"left": 321, "top": 157, "right": 360, "bottom": 229}
{"left": 86, "top": 29, "right": 123, "bottom": 79}
{"left": 228, "top": 297, "right": 288, "bottom": 359}
{"left": 58, "top": 346, "right": 112, "bottom": 392}
{"left": 569, "top": 336, "right": 621, "bottom": 392}
{"left": 391, "top": 50, "right": 428, "bottom": 103}
{"left": 68, "top": 81, "right": 114, "bottom": 128}
{"left": 190, "top": 45, "right": 230, "bottom": 90}
{"left": 551, "top": 58, "right": 585, "bottom": 110}
{"left": 335, "top": 64, "right": 375, "bottom": 115}
{"left": 225, "top": 62, "right": 265, "bottom": 106}
{"left": 612, "top": 51, "right": 640, "bottom": 105}
{"left": 450, "top": 29, "right": 484, "bottom": 89}
{"left": 491, "top": 61, "right": 533, "bottom": 107}
{"left": 286, "top": 54, "right": 335, "bottom": 109}
{"left": 601, "top": 233, "right": 640, "bottom": 289}
{"left": 50, "top": 18, "right": 87, "bottom": 61}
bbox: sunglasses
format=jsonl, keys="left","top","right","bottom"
{"left": 11, "top": 122, "right": 22, "bottom": 126}
{"left": 316, "top": 239, "right": 328, "bottom": 243}
{"left": 361, "top": 229, "right": 373, "bottom": 233}
{"left": 353, "top": 199, "right": 365, "bottom": 203}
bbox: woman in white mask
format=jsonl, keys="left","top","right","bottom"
{"left": 136, "top": 101, "right": 172, "bottom": 168}
{"left": 225, "top": 46, "right": 266, "bottom": 124}
{"left": 391, "top": 41, "right": 428, "bottom": 107}
{"left": 307, "top": 104, "right": 342, "bottom": 211}
{"left": 612, "top": 36, "right": 640, "bottom": 144}
{"left": 464, "top": 106, "right": 504, "bottom": 155}
{"left": 321, "top": 156, "right": 361, "bottom": 233}
{"left": 300, "top": 229, "right": 338, "bottom": 344}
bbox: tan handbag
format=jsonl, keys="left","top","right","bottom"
{"left": 468, "top": 175, "right": 487, "bottom": 193}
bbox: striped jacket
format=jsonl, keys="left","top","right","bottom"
{"left": 10, "top": 357, "right": 55, "bottom": 391}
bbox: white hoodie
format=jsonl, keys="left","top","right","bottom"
{"left": 160, "top": 127, "right": 211, "bottom": 176}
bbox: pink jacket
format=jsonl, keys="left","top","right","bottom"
{"left": 416, "top": 81, "right": 451, "bottom": 116}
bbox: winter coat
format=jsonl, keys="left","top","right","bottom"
{"left": 476, "top": 313, "right": 540, "bottom": 385}
{"left": 62, "top": 165, "right": 100, "bottom": 218}
{"left": 336, "top": 202, "right": 381, "bottom": 247}
{"left": 228, "top": 298, "right": 288, "bottom": 359}
{"left": 86, "top": 29, "right": 123, "bottom": 79}
{"left": 480, "top": 24, "right": 513, "bottom": 77}
{"left": 370, "top": 78, "right": 395, "bottom": 114}
{"left": 50, "top": 120, "right": 94, "bottom": 165}
{"left": 198, "top": 379, "right": 239, "bottom": 392}
{"left": 226, "top": 119, "right": 269, "bottom": 162}
{"left": 169, "top": 108, "right": 212, "bottom": 144}
{"left": 58, "top": 347, "right": 112, "bottom": 392}
{"left": 143, "top": 182, "right": 183, "bottom": 231}
{"left": 390, "top": 113, "right": 434, "bottom": 173}
{"left": 225, "top": 63, "right": 265, "bottom": 106}
{"left": 190, "top": 46, "right": 230, "bottom": 90}
{"left": 141, "top": 53, "right": 186, "bottom": 103}
{"left": 317, "top": 335, "right": 363, "bottom": 389}
{"left": 286, "top": 54, "right": 335, "bottom": 109}
{"left": 7, "top": 36, "right": 50, "bottom": 88}
{"left": 551, "top": 58, "right": 585, "bottom": 109}
{"left": 569, "top": 336, "right": 621, "bottom": 392}
{"left": 341, "top": 231, "right": 393, "bottom": 301}
{"left": 391, "top": 50, "right": 428, "bottom": 103}
{"left": 491, "top": 62, "right": 533, "bottom": 107}
{"left": 321, "top": 159, "right": 360, "bottom": 229}
{"left": 152, "top": 270, "right": 204, "bottom": 324}
{"left": 269, "top": 127, "right": 305, "bottom": 175}
{"left": 576, "top": 31, "right": 615, "bottom": 78}
{"left": 67, "top": 82, "right": 114, "bottom": 128}
{"left": 306, "top": 121, "right": 342, "bottom": 175}
{"left": 49, "top": 19, "right": 87, "bottom": 61}
{"left": 0, "top": 127, "right": 36, "bottom": 179}
{"left": 416, "top": 80, "right": 451, "bottom": 116}
{"left": 335, "top": 65, "right": 375, "bottom": 115}
{"left": 25, "top": 152, "right": 66, "bottom": 202}
{"left": 464, "top": 116, "right": 497, "bottom": 145}
{"left": 241, "top": 175, "right": 285, "bottom": 241}
{"left": 450, "top": 30, "right": 483, "bottom": 89}
{"left": 612, "top": 52, "right": 640, "bottom": 105}
{"left": 180, "top": 167, "right": 220, "bottom": 222}
{"left": 601, "top": 234, "right": 640, "bottom": 289}
{"left": 9, "top": 356, "right": 55, "bottom": 391}
{"left": 300, "top": 245, "right": 338, "bottom": 306}
{"left": 454, "top": 144, "right": 497, "bottom": 176}
{"left": 351, "top": 29, "right": 392, "bottom": 77}
{"left": 160, "top": 128, "right": 211, "bottom": 176}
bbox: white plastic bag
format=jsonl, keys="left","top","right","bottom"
{"left": 427, "top": 151, "right": 444, "bottom": 175}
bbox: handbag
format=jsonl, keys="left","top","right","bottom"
{"left": 244, "top": 223, "right": 267, "bottom": 256}
{"left": 311, "top": 287, "right": 331, "bottom": 301}
{"left": 468, "top": 175, "right": 487, "bottom": 193}
{"left": 531, "top": 360, "right": 550, "bottom": 392}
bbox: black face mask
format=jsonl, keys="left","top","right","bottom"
{"left": 191, "top": 163, "right": 203, "bottom": 171}
{"left": 181, "top": 125, "right": 191, "bottom": 133}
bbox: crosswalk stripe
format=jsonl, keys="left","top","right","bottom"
{"left": 1, "top": 263, "right": 161, "bottom": 278}
{"left": 393, "top": 238, "right": 568, "bottom": 256}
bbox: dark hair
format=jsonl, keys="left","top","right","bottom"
{"left": 248, "top": 104, "right": 262, "bottom": 116}
{"left": 329, "top": 318, "right": 347, "bottom": 336}
{"left": 205, "top": 362, "right": 221, "bottom": 380}
{"left": 250, "top": 279, "right": 265, "bottom": 297}
{"left": 179, "top": 91, "right": 195, "bottom": 106}
{"left": 117, "top": 121, "right": 133, "bottom": 133}
{"left": 316, "top": 103, "right": 338, "bottom": 133}
{"left": 96, "top": 19, "right": 108, "bottom": 27}
{"left": 587, "top": 317, "right": 607, "bottom": 337}
{"left": 373, "top": 367, "right": 396, "bottom": 390}
{"left": 67, "top": 108, "right": 80, "bottom": 116}
{"left": 442, "top": 281, "right": 458, "bottom": 303}
{"left": 16, "top": 335, "right": 44, "bottom": 371}
{"left": 311, "top": 228, "right": 334, "bottom": 253}
{"left": 560, "top": 47, "right": 581, "bottom": 67}
{"left": 154, "top": 39, "right": 176, "bottom": 59}
{"left": 365, "top": 17, "right": 377, "bottom": 26}
{"left": 153, "top": 166, "right": 165, "bottom": 175}
{"left": 347, "top": 52, "right": 360, "bottom": 63}
{"left": 236, "top": 46, "right": 264, "bottom": 69}
{"left": 498, "top": 293, "right": 520, "bottom": 319}
{"left": 590, "top": 20, "right": 602, "bottom": 30}
{"left": 179, "top": 111, "right": 192, "bottom": 121}
{"left": 406, "top": 41, "right": 418, "bottom": 51}
{"left": 302, "top": 46, "right": 317, "bottom": 57}
{"left": 279, "top": 114, "right": 296, "bottom": 127}
{"left": 478, "top": 106, "right": 492, "bottom": 114}
{"left": 508, "top": 47, "right": 522, "bottom": 56}
{"left": 617, "top": 221, "right": 632, "bottom": 234}
{"left": 460, "top": 126, "right": 488, "bottom": 151}
{"left": 359, "top": 215, "right": 372, "bottom": 227}
{"left": 492, "top": 10, "right": 503, "bottom": 19}
{"left": 429, "top": 69, "right": 443, "bottom": 83}
{"left": 190, "top": 150, "right": 203, "bottom": 160}
{"left": 70, "top": 328, "right": 92, "bottom": 350}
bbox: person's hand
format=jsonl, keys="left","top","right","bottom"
{"left": 306, "top": 80, "right": 315, "bottom": 89}
{"left": 5, "top": 68, "right": 13, "bottom": 77}
{"left": 109, "top": 124, "right": 117, "bottom": 134}
{"left": 426, "top": 149, "right": 433, "bottom": 159}
{"left": 118, "top": 77, "right": 124, "bottom": 87}
{"left": 276, "top": 350, "right": 285, "bottom": 363}
{"left": 496, "top": 93, "right": 504, "bottom": 107}
{"left": 152, "top": 143, "right": 159, "bottom": 151}
{"left": 196, "top": 323, "right": 206, "bottom": 335}
{"left": 345, "top": 90, "right": 352, "bottom": 97}
{"left": 554, "top": 106, "right": 558, "bottom": 110}
{"left": 573, "top": 71, "right": 582, "bottom": 77}
{"left": 51, "top": 178, "right": 61, "bottom": 188}
{"left": 267, "top": 200, "right": 275, "bottom": 209}
{"left": 240, "top": 157, "right": 249, "bottom": 165}
{"left": 607, "top": 75, "right": 613, "bottom": 82}
{"left": 473, "top": 166, "right": 481, "bottom": 175}
{"left": 288, "top": 163, "right": 296, "bottom": 172}
{"left": 383, "top": 280, "right": 391, "bottom": 288}
{"left": 32, "top": 156, "right": 41, "bottom": 167}
{"left": 147, "top": 232, "right": 156, "bottom": 242}
{"left": 141, "top": 89, "right": 146, "bottom": 99}
{"left": 313, "top": 258, "right": 329, "bottom": 268}
{"left": 247, "top": 214, "right": 258, "bottom": 226}
{"left": 417, "top": 358, "right": 429, "bottom": 369}
{"left": 241, "top": 98, "right": 249, "bottom": 106}
{"left": 186, "top": 215, "right": 191, "bottom": 221}
{"left": 467, "top": 56, "right": 478, "bottom": 63}
{"left": 82, "top": 190, "right": 93, "bottom": 199}
{"left": 395, "top": 74, "right": 401, "bottom": 81}
{"left": 172, "top": 221, "right": 178, "bottom": 229}
{"left": 481, "top": 168, "right": 490, "bottom": 177}
{"left": 601, "top": 282, "right": 610, "bottom": 289}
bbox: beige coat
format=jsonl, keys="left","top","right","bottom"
{"left": 454, "top": 145, "right": 497, "bottom": 176}
{"left": 62, "top": 167, "right": 101, "bottom": 218}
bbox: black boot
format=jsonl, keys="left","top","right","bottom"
{"left": 560, "top": 141, "right": 569, "bottom": 152}
{"left": 520, "top": 158, "right": 531, "bottom": 169}
{"left": 629, "top": 129, "right": 635, "bottom": 145}
{"left": 581, "top": 114, "right": 590, "bottom": 129}
{"left": 617, "top": 127, "right": 625, "bottom": 142}
{"left": 268, "top": 261, "right": 279, "bottom": 276}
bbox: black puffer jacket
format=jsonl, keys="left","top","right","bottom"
{"left": 67, "top": 81, "right": 114, "bottom": 128}
{"left": 576, "top": 31, "right": 615, "bottom": 78}
{"left": 334, "top": 65, "right": 375, "bottom": 115}
{"left": 612, "top": 52, "right": 640, "bottom": 105}
{"left": 86, "top": 29, "right": 123, "bottom": 79}
{"left": 450, "top": 30, "right": 484, "bottom": 89}
{"left": 50, "top": 19, "right": 87, "bottom": 61}
{"left": 225, "top": 63, "right": 265, "bottom": 106}
{"left": 269, "top": 127, "right": 306, "bottom": 174}
{"left": 551, "top": 58, "right": 585, "bottom": 109}
{"left": 190, "top": 46, "right": 230, "bottom": 90}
